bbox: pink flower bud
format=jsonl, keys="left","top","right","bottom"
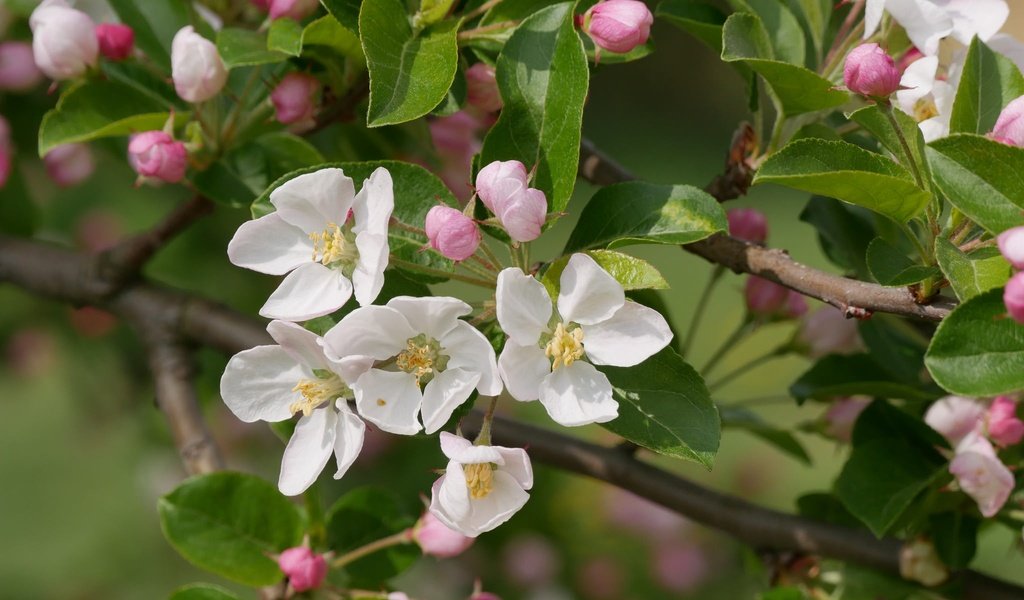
{"left": 744, "top": 276, "right": 789, "bottom": 317}
{"left": 425, "top": 205, "right": 481, "bottom": 261}
{"left": 987, "top": 396, "right": 1024, "bottom": 447}
{"left": 796, "top": 306, "right": 864, "bottom": 358}
{"left": 998, "top": 226, "right": 1024, "bottom": 269}
{"left": 726, "top": 208, "right": 768, "bottom": 244}
{"left": 496, "top": 187, "right": 546, "bottom": 243}
{"left": 128, "top": 131, "right": 188, "bottom": 183}
{"left": 925, "top": 395, "right": 985, "bottom": 446}
{"left": 1004, "top": 271, "right": 1024, "bottom": 323}
{"left": 0, "top": 42, "right": 44, "bottom": 91}
{"left": 783, "top": 291, "right": 808, "bottom": 319}
{"left": 843, "top": 43, "right": 901, "bottom": 99}
{"left": 897, "top": 47, "right": 924, "bottom": 74}
{"left": 476, "top": 159, "right": 528, "bottom": 215}
{"left": 44, "top": 143, "right": 94, "bottom": 187}
{"left": 823, "top": 396, "right": 870, "bottom": 443}
{"left": 69, "top": 305, "right": 117, "bottom": 337}
{"left": 171, "top": 26, "right": 227, "bottom": 103}
{"left": 466, "top": 63, "right": 502, "bottom": 113}
{"left": 269, "top": 0, "right": 319, "bottom": 20}
{"left": 30, "top": 0, "right": 99, "bottom": 81}
{"left": 413, "top": 510, "right": 475, "bottom": 557}
{"left": 949, "top": 432, "right": 1014, "bottom": 518}
{"left": 582, "top": 0, "right": 653, "bottom": 54}
{"left": 277, "top": 546, "right": 327, "bottom": 592}
{"left": 95, "top": 23, "right": 134, "bottom": 61}
{"left": 271, "top": 73, "right": 320, "bottom": 130}
{"left": 991, "top": 96, "right": 1024, "bottom": 147}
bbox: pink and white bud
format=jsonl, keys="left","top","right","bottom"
{"left": 987, "top": 396, "right": 1024, "bottom": 447}
{"left": 171, "top": 26, "right": 228, "bottom": 103}
{"left": 0, "top": 42, "right": 45, "bottom": 91}
{"left": 277, "top": 546, "right": 327, "bottom": 592}
{"left": 997, "top": 226, "right": 1024, "bottom": 269}
{"left": 990, "top": 95, "right": 1024, "bottom": 147}
{"left": 476, "top": 159, "right": 529, "bottom": 214}
{"left": 44, "top": 143, "right": 94, "bottom": 187}
{"left": 29, "top": 0, "right": 99, "bottom": 81}
{"left": 843, "top": 43, "right": 901, "bottom": 99}
{"left": 425, "top": 205, "right": 481, "bottom": 261}
{"left": 128, "top": 131, "right": 188, "bottom": 183}
{"left": 726, "top": 207, "right": 768, "bottom": 244}
{"left": 1004, "top": 271, "right": 1024, "bottom": 323}
{"left": 949, "top": 432, "right": 1014, "bottom": 518}
{"left": 582, "top": 0, "right": 653, "bottom": 54}
{"left": 899, "top": 537, "right": 948, "bottom": 587}
{"left": 823, "top": 396, "right": 871, "bottom": 443}
{"left": 413, "top": 510, "right": 475, "bottom": 557}
{"left": 269, "top": 0, "right": 319, "bottom": 20}
{"left": 466, "top": 63, "right": 502, "bottom": 113}
{"left": 496, "top": 187, "right": 547, "bottom": 243}
{"left": 796, "top": 306, "right": 864, "bottom": 358}
{"left": 744, "top": 276, "right": 789, "bottom": 317}
{"left": 271, "top": 73, "right": 320, "bottom": 130}
{"left": 95, "top": 23, "right": 134, "bottom": 61}
{"left": 925, "top": 395, "right": 985, "bottom": 446}
{"left": 897, "top": 47, "right": 924, "bottom": 74}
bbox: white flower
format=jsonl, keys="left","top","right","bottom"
{"left": 429, "top": 432, "right": 533, "bottom": 537}
{"left": 495, "top": 253, "right": 673, "bottom": 427}
{"left": 171, "top": 26, "right": 227, "bottom": 103}
{"left": 949, "top": 431, "right": 1014, "bottom": 518}
{"left": 220, "top": 320, "right": 370, "bottom": 496}
{"left": 896, "top": 56, "right": 956, "bottom": 142}
{"left": 228, "top": 167, "right": 393, "bottom": 321}
{"left": 322, "top": 296, "right": 502, "bottom": 435}
{"left": 30, "top": 0, "right": 98, "bottom": 81}
{"left": 863, "top": 0, "right": 1006, "bottom": 56}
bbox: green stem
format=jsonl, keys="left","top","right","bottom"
{"left": 389, "top": 257, "right": 495, "bottom": 287}
{"left": 708, "top": 345, "right": 789, "bottom": 392}
{"left": 879, "top": 102, "right": 925, "bottom": 189}
{"left": 457, "top": 259, "right": 497, "bottom": 282}
{"left": 899, "top": 222, "right": 931, "bottom": 265}
{"left": 463, "top": 0, "right": 503, "bottom": 21}
{"left": 304, "top": 483, "right": 326, "bottom": 548}
{"left": 701, "top": 318, "right": 755, "bottom": 376}
{"left": 457, "top": 20, "right": 517, "bottom": 41}
{"left": 680, "top": 266, "right": 724, "bottom": 359}
{"left": 475, "top": 396, "right": 499, "bottom": 446}
{"left": 331, "top": 530, "right": 412, "bottom": 569}
{"left": 479, "top": 240, "right": 505, "bottom": 271}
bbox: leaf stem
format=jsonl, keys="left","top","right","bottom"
{"left": 458, "top": 20, "right": 518, "bottom": 41}
{"left": 680, "top": 265, "right": 724, "bottom": 359}
{"left": 479, "top": 240, "right": 505, "bottom": 272}
{"left": 475, "top": 396, "right": 499, "bottom": 445}
{"left": 879, "top": 102, "right": 925, "bottom": 189}
{"left": 330, "top": 530, "right": 413, "bottom": 570}
{"left": 304, "top": 483, "right": 326, "bottom": 548}
{"left": 389, "top": 256, "right": 495, "bottom": 287}
{"left": 701, "top": 317, "right": 755, "bottom": 376}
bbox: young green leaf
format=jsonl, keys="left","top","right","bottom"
{"left": 949, "top": 37, "right": 1024, "bottom": 135}
{"left": 322, "top": 0, "right": 362, "bottom": 32}
{"left": 729, "top": 0, "right": 806, "bottom": 66}
{"left": 267, "top": 18, "right": 305, "bottom": 56}
{"left": 169, "top": 584, "right": 241, "bottom": 600}
{"left": 541, "top": 249, "right": 670, "bottom": 297}
{"left": 217, "top": 29, "right": 289, "bottom": 68}
{"left": 326, "top": 487, "right": 420, "bottom": 587}
{"left": 657, "top": 0, "right": 728, "bottom": 53}
{"left": 865, "top": 237, "right": 940, "bottom": 287}
{"left": 935, "top": 238, "right": 1011, "bottom": 301}
{"left": 847, "top": 105, "right": 929, "bottom": 178}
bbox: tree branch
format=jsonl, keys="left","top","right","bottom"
{"left": 577, "top": 136, "right": 955, "bottom": 321}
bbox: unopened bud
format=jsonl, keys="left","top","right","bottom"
{"left": 843, "top": 43, "right": 901, "bottom": 99}
{"left": 271, "top": 73, "right": 320, "bottom": 130}
{"left": 496, "top": 187, "right": 546, "bottom": 243}
{"left": 96, "top": 23, "right": 134, "bottom": 61}
{"left": 128, "top": 131, "right": 188, "bottom": 184}
{"left": 998, "top": 225, "right": 1024, "bottom": 269}
{"left": 413, "top": 510, "right": 475, "bottom": 557}
{"left": 987, "top": 395, "right": 1024, "bottom": 447}
{"left": 991, "top": 95, "right": 1024, "bottom": 147}
{"left": 744, "top": 276, "right": 789, "bottom": 317}
{"left": 425, "top": 205, "right": 481, "bottom": 261}
{"left": 171, "top": 26, "right": 227, "bottom": 103}
{"left": 823, "top": 397, "right": 870, "bottom": 443}
{"left": 30, "top": 0, "right": 98, "bottom": 81}
{"left": 727, "top": 208, "right": 768, "bottom": 244}
{"left": 582, "top": 0, "right": 653, "bottom": 54}
{"left": 0, "top": 42, "right": 44, "bottom": 91}
{"left": 466, "top": 63, "right": 502, "bottom": 113}
{"left": 476, "top": 159, "right": 528, "bottom": 215}
{"left": 268, "top": 0, "right": 319, "bottom": 20}
{"left": 277, "top": 546, "right": 327, "bottom": 592}
{"left": 795, "top": 306, "right": 864, "bottom": 358}
{"left": 44, "top": 143, "right": 94, "bottom": 187}
{"left": 1004, "top": 271, "right": 1024, "bottom": 323}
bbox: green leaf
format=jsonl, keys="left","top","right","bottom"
{"left": 719, "top": 405, "right": 811, "bottom": 464}
{"left": 760, "top": 587, "right": 804, "bottom": 600}
{"left": 158, "top": 472, "right": 303, "bottom": 586}
{"left": 304, "top": 15, "right": 365, "bottom": 61}
{"left": 325, "top": 487, "right": 420, "bottom": 588}
{"left": 322, "top": 0, "right": 362, "bottom": 32}
{"left": 799, "top": 196, "right": 876, "bottom": 277}
{"left": 600, "top": 348, "right": 720, "bottom": 468}
{"left": 169, "top": 583, "right": 241, "bottom": 600}
{"left": 851, "top": 398, "right": 949, "bottom": 452}
{"left": 481, "top": 3, "right": 588, "bottom": 214}
{"left": 790, "top": 354, "right": 944, "bottom": 403}
{"left": 926, "top": 134, "right": 1024, "bottom": 234}
{"left": 729, "top": 0, "right": 806, "bottom": 66}
{"left": 101, "top": 61, "right": 187, "bottom": 110}
{"left": 540, "top": 250, "right": 669, "bottom": 298}
{"left": 926, "top": 288, "right": 1024, "bottom": 396}
{"left": 414, "top": 0, "right": 458, "bottom": 28}
{"left": 847, "top": 105, "right": 928, "bottom": 177}
{"left": 858, "top": 317, "right": 930, "bottom": 384}
{"left": 564, "top": 182, "right": 727, "bottom": 252}
{"left": 656, "top": 0, "right": 727, "bottom": 53}
{"left": 935, "top": 238, "right": 1011, "bottom": 301}
{"left": 721, "top": 13, "right": 847, "bottom": 115}
{"left": 217, "top": 28, "right": 289, "bottom": 68}
{"left": 268, "top": 18, "right": 305, "bottom": 56}
{"left": 754, "top": 138, "right": 930, "bottom": 222}
{"left": 360, "top": 0, "right": 460, "bottom": 126}
{"left": 195, "top": 133, "right": 325, "bottom": 206}
{"left": 107, "top": 0, "right": 191, "bottom": 70}
{"left": 0, "top": 165, "right": 36, "bottom": 236}
{"left": 950, "top": 37, "right": 1024, "bottom": 135}
{"left": 930, "top": 512, "right": 979, "bottom": 570}
{"left": 38, "top": 80, "right": 183, "bottom": 156}
{"left": 796, "top": 492, "right": 862, "bottom": 529}
{"left": 785, "top": 0, "right": 830, "bottom": 61}
{"left": 865, "top": 237, "right": 940, "bottom": 286}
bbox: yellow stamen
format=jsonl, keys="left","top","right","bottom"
{"left": 289, "top": 375, "right": 348, "bottom": 416}
{"left": 544, "top": 322, "right": 585, "bottom": 370}
{"left": 912, "top": 97, "right": 939, "bottom": 122}
{"left": 464, "top": 462, "right": 494, "bottom": 499}
{"left": 395, "top": 336, "right": 448, "bottom": 384}
{"left": 309, "top": 223, "right": 351, "bottom": 266}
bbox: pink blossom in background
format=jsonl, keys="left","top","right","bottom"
{"left": 1005, "top": 271, "right": 1024, "bottom": 323}
{"left": 987, "top": 396, "right": 1024, "bottom": 447}
{"left": 0, "top": 114, "right": 11, "bottom": 188}
{"left": 68, "top": 306, "right": 117, "bottom": 338}
{"left": 414, "top": 511, "right": 474, "bottom": 558}
{"left": 576, "top": 556, "right": 624, "bottom": 600}
{"left": 823, "top": 396, "right": 871, "bottom": 443}
{"left": 502, "top": 534, "right": 561, "bottom": 588}
{"left": 744, "top": 275, "right": 789, "bottom": 318}
{"left": 429, "top": 111, "right": 483, "bottom": 202}
{"left": 0, "top": 42, "right": 44, "bottom": 91}
{"left": 924, "top": 395, "right": 985, "bottom": 446}
{"left": 726, "top": 207, "right": 768, "bottom": 244}
{"left": 796, "top": 306, "right": 864, "bottom": 358}
{"left": 651, "top": 541, "right": 710, "bottom": 593}
{"left": 603, "top": 487, "right": 687, "bottom": 539}
{"left": 949, "top": 432, "right": 1014, "bottom": 518}
{"left": 271, "top": 72, "right": 321, "bottom": 131}
{"left": 95, "top": 23, "right": 134, "bottom": 61}
{"left": 466, "top": 62, "right": 503, "bottom": 113}
{"left": 268, "top": 0, "right": 319, "bottom": 21}
{"left": 44, "top": 143, "right": 95, "bottom": 187}
{"left": 4, "top": 328, "right": 57, "bottom": 378}
{"left": 75, "top": 211, "right": 123, "bottom": 254}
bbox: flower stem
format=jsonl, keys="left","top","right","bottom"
{"left": 330, "top": 530, "right": 413, "bottom": 570}
{"left": 463, "top": 0, "right": 503, "bottom": 21}
{"left": 389, "top": 257, "right": 496, "bottom": 287}
{"left": 701, "top": 318, "right": 755, "bottom": 376}
{"left": 479, "top": 240, "right": 505, "bottom": 272}
{"left": 707, "top": 345, "right": 790, "bottom": 392}
{"left": 475, "top": 396, "right": 499, "bottom": 446}
{"left": 390, "top": 218, "right": 427, "bottom": 237}
{"left": 879, "top": 102, "right": 925, "bottom": 189}
{"left": 304, "top": 483, "right": 326, "bottom": 548}
{"left": 680, "top": 265, "right": 724, "bottom": 359}
{"left": 457, "top": 258, "right": 498, "bottom": 282}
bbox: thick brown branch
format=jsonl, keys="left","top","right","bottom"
{"left": 577, "top": 137, "right": 955, "bottom": 321}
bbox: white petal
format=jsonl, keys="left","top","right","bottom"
{"left": 421, "top": 368, "right": 482, "bottom": 434}
{"left": 938, "top": 0, "right": 1007, "bottom": 44}
{"left": 538, "top": 361, "right": 618, "bottom": 427}
{"left": 496, "top": 268, "right": 552, "bottom": 346}
{"left": 221, "top": 346, "right": 307, "bottom": 423}
{"left": 899, "top": 55, "right": 939, "bottom": 95}
{"left": 431, "top": 460, "right": 471, "bottom": 525}
{"left": 352, "top": 231, "right": 389, "bottom": 306}
{"left": 387, "top": 296, "right": 472, "bottom": 339}
{"left": 332, "top": 400, "right": 366, "bottom": 480}
{"left": 494, "top": 447, "right": 533, "bottom": 489}
{"left": 279, "top": 408, "right": 337, "bottom": 496}
{"left": 919, "top": 117, "right": 948, "bottom": 142}
{"left": 459, "top": 470, "right": 530, "bottom": 536}
{"left": 226, "top": 212, "right": 312, "bottom": 275}
{"left": 886, "top": 0, "right": 952, "bottom": 56}
{"left": 323, "top": 305, "right": 414, "bottom": 361}
{"left": 439, "top": 431, "right": 473, "bottom": 459}
{"left": 557, "top": 253, "right": 625, "bottom": 326}
{"left": 267, "top": 320, "right": 328, "bottom": 370}
{"left": 351, "top": 167, "right": 394, "bottom": 236}
{"left": 442, "top": 321, "right": 502, "bottom": 397}
{"left": 353, "top": 369, "right": 423, "bottom": 435}
{"left": 863, "top": 0, "right": 884, "bottom": 38}
{"left": 259, "top": 262, "right": 353, "bottom": 321}
{"left": 326, "top": 354, "right": 376, "bottom": 387}
{"left": 988, "top": 34, "right": 1024, "bottom": 74}
{"left": 583, "top": 301, "right": 673, "bottom": 367}
{"left": 270, "top": 168, "right": 355, "bottom": 233}
{"left": 498, "top": 341, "right": 550, "bottom": 402}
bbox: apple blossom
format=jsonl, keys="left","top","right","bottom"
{"left": 745, "top": 276, "right": 788, "bottom": 317}
{"left": 924, "top": 395, "right": 985, "bottom": 445}
{"left": 475, "top": 160, "right": 547, "bottom": 242}
{"left": 495, "top": 254, "right": 672, "bottom": 426}
{"left": 0, "top": 42, "right": 44, "bottom": 91}
{"left": 949, "top": 432, "right": 1014, "bottom": 517}
{"left": 1004, "top": 271, "right": 1024, "bottom": 323}
{"left": 896, "top": 56, "right": 955, "bottom": 141}
{"left": 413, "top": 510, "right": 475, "bottom": 557}
{"left": 863, "top": 0, "right": 1006, "bottom": 56}
{"left": 278, "top": 546, "right": 328, "bottom": 592}
{"left": 844, "top": 44, "right": 901, "bottom": 99}
{"left": 227, "top": 167, "right": 394, "bottom": 321}
{"left": 987, "top": 396, "right": 1024, "bottom": 447}
{"left": 990, "top": 96, "right": 1024, "bottom": 147}
{"left": 795, "top": 306, "right": 864, "bottom": 358}
{"left": 899, "top": 537, "right": 948, "bottom": 586}
{"left": 271, "top": 73, "right": 320, "bottom": 131}
{"left": 501, "top": 535, "right": 561, "bottom": 587}
{"left": 425, "top": 204, "right": 481, "bottom": 261}
{"left": 44, "top": 143, "right": 94, "bottom": 187}
{"left": 429, "top": 432, "right": 533, "bottom": 536}
{"left": 220, "top": 320, "right": 370, "bottom": 495}
{"left": 997, "top": 225, "right": 1024, "bottom": 268}
{"left": 823, "top": 397, "right": 871, "bottom": 443}
{"left": 466, "top": 63, "right": 502, "bottom": 113}
{"left": 29, "top": 0, "right": 98, "bottom": 81}
{"left": 171, "top": 26, "right": 228, "bottom": 103}
{"left": 269, "top": 0, "right": 320, "bottom": 21}
{"left": 323, "top": 296, "right": 501, "bottom": 434}
{"left": 652, "top": 541, "right": 710, "bottom": 592}
{"left": 726, "top": 208, "right": 767, "bottom": 244}
{"left": 582, "top": 0, "right": 653, "bottom": 54}
{"left": 128, "top": 131, "right": 188, "bottom": 184}
{"left": 95, "top": 23, "right": 134, "bottom": 61}
{"left": 430, "top": 111, "right": 483, "bottom": 202}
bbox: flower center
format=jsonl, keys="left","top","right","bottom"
{"left": 309, "top": 223, "right": 358, "bottom": 271}
{"left": 912, "top": 97, "right": 939, "bottom": 122}
{"left": 395, "top": 333, "right": 449, "bottom": 386}
{"left": 544, "top": 322, "right": 584, "bottom": 370}
{"left": 290, "top": 371, "right": 350, "bottom": 416}
{"left": 464, "top": 462, "right": 494, "bottom": 499}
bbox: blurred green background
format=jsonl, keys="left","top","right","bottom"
{"left": 2, "top": 5, "right": 1023, "bottom": 599}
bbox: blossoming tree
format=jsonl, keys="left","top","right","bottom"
{"left": 4, "top": 0, "right": 1024, "bottom": 597}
